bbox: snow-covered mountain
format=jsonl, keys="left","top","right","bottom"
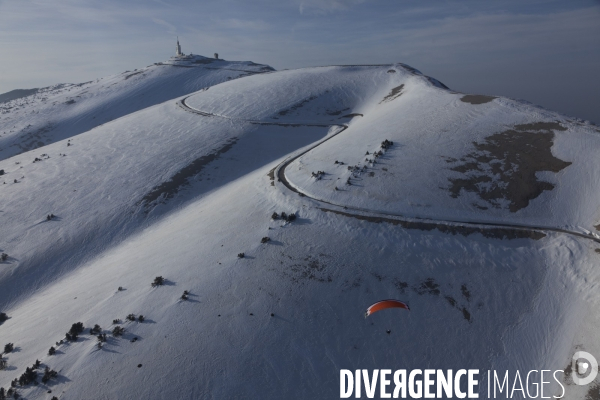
{"left": 0, "top": 59, "right": 599, "bottom": 400}
{"left": 0, "top": 55, "right": 273, "bottom": 161}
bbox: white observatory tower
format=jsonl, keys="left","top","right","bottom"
{"left": 176, "top": 37, "right": 183, "bottom": 57}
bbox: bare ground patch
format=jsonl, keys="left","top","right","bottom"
{"left": 140, "top": 138, "right": 237, "bottom": 210}
{"left": 124, "top": 71, "right": 145, "bottom": 80}
{"left": 380, "top": 84, "right": 404, "bottom": 104}
{"left": 460, "top": 95, "right": 496, "bottom": 105}
{"left": 412, "top": 279, "right": 471, "bottom": 322}
{"left": 9, "top": 123, "right": 55, "bottom": 154}
{"left": 448, "top": 122, "right": 571, "bottom": 212}
{"left": 415, "top": 278, "right": 440, "bottom": 295}
{"left": 349, "top": 272, "right": 472, "bottom": 321}
{"left": 277, "top": 254, "right": 333, "bottom": 284}
{"left": 278, "top": 95, "right": 317, "bottom": 116}
{"left": 319, "top": 208, "right": 545, "bottom": 240}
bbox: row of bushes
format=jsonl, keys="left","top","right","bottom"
{"left": 271, "top": 212, "right": 296, "bottom": 222}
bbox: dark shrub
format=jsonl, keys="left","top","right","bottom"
{"left": 66, "top": 322, "right": 83, "bottom": 341}
{"left": 48, "top": 347, "right": 55, "bottom": 356}
{"left": 151, "top": 276, "right": 164, "bottom": 287}
{"left": 41, "top": 367, "right": 57, "bottom": 384}
{"left": 69, "top": 322, "right": 84, "bottom": 335}
{"left": 112, "top": 319, "right": 121, "bottom": 324}
{"left": 18, "top": 367, "right": 37, "bottom": 386}
{"left": 237, "top": 253, "right": 244, "bottom": 258}
{"left": 261, "top": 237, "right": 270, "bottom": 244}
{"left": 271, "top": 212, "right": 279, "bottom": 220}
{"left": 112, "top": 326, "right": 124, "bottom": 337}
{"left": 138, "top": 315, "right": 144, "bottom": 322}
{"left": 126, "top": 314, "right": 136, "bottom": 322}
{"left": 90, "top": 324, "right": 101, "bottom": 334}
{"left": 3, "top": 343, "right": 13, "bottom": 353}
{"left": 0, "top": 313, "right": 7, "bottom": 323}
{"left": 0, "top": 254, "right": 7, "bottom": 262}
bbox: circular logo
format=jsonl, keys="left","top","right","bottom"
{"left": 572, "top": 351, "right": 598, "bottom": 386}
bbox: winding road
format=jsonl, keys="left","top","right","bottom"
{"left": 178, "top": 96, "right": 600, "bottom": 245}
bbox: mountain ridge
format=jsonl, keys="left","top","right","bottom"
{"left": 0, "top": 58, "right": 598, "bottom": 399}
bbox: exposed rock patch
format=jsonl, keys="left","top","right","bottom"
{"left": 140, "top": 138, "right": 237, "bottom": 210}
{"left": 380, "top": 84, "right": 404, "bottom": 104}
{"left": 460, "top": 95, "right": 496, "bottom": 105}
{"left": 448, "top": 122, "right": 571, "bottom": 212}
{"left": 278, "top": 95, "right": 317, "bottom": 116}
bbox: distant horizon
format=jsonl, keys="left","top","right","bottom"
{"left": 1, "top": 0, "right": 598, "bottom": 123}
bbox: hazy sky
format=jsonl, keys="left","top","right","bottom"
{"left": 0, "top": 0, "right": 599, "bottom": 122}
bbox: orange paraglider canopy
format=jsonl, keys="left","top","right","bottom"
{"left": 365, "top": 299, "right": 410, "bottom": 317}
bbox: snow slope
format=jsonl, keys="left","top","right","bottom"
{"left": 0, "top": 55, "right": 273, "bottom": 161}
{"left": 187, "top": 64, "right": 600, "bottom": 234}
{"left": 0, "top": 62, "right": 599, "bottom": 399}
